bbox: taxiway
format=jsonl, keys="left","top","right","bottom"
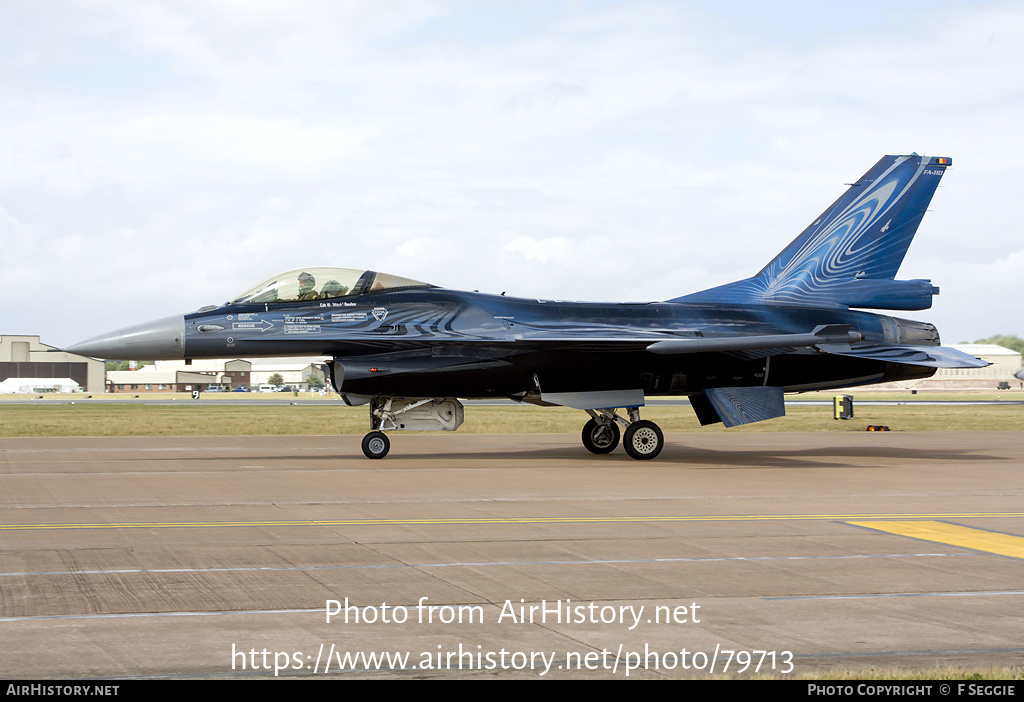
{"left": 1, "top": 431, "right": 1022, "bottom": 679}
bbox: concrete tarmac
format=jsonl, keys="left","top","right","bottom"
{"left": 1, "top": 431, "right": 1023, "bottom": 679}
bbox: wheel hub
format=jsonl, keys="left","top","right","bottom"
{"left": 630, "top": 427, "right": 659, "bottom": 454}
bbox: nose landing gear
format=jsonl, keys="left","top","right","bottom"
{"left": 361, "top": 431, "right": 390, "bottom": 459}
{"left": 359, "top": 397, "right": 465, "bottom": 459}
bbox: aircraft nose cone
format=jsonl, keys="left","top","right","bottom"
{"left": 64, "top": 315, "right": 186, "bottom": 360}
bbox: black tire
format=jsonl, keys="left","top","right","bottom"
{"left": 623, "top": 420, "right": 664, "bottom": 460}
{"left": 582, "top": 418, "right": 620, "bottom": 454}
{"left": 361, "top": 431, "right": 390, "bottom": 459}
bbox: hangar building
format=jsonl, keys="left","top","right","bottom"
{"left": 106, "top": 358, "right": 326, "bottom": 392}
{"left": 0, "top": 335, "right": 105, "bottom": 393}
{"left": 929, "top": 344, "right": 1023, "bottom": 388}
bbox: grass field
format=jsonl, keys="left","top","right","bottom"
{"left": 1, "top": 393, "right": 1022, "bottom": 436}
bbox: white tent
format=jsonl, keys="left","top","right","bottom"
{"left": 0, "top": 377, "right": 81, "bottom": 393}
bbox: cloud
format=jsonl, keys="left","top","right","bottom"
{"left": 1, "top": 0, "right": 1021, "bottom": 346}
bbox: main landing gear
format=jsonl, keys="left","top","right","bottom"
{"left": 582, "top": 408, "right": 665, "bottom": 460}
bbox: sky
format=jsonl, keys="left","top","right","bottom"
{"left": 2, "top": 0, "right": 1022, "bottom": 348}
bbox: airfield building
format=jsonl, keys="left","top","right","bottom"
{"left": 107, "top": 359, "right": 253, "bottom": 393}
{"left": 105, "top": 358, "right": 326, "bottom": 392}
{"left": 927, "top": 344, "right": 1023, "bottom": 388}
{"left": 0, "top": 335, "right": 104, "bottom": 393}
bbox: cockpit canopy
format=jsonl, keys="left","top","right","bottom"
{"left": 230, "top": 267, "right": 432, "bottom": 305}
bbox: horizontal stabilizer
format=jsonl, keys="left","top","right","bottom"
{"left": 816, "top": 344, "right": 990, "bottom": 369}
{"left": 698, "top": 386, "right": 786, "bottom": 428}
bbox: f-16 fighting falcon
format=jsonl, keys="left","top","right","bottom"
{"left": 65, "top": 154, "right": 987, "bottom": 459}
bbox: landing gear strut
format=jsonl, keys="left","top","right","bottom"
{"left": 581, "top": 407, "right": 664, "bottom": 460}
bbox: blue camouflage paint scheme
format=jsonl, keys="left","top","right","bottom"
{"left": 66, "top": 154, "right": 988, "bottom": 446}
{"left": 703, "top": 387, "right": 786, "bottom": 428}
{"left": 674, "top": 155, "right": 949, "bottom": 311}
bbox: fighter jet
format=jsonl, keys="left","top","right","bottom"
{"left": 66, "top": 154, "right": 987, "bottom": 459}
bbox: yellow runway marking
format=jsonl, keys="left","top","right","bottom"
{"left": 2, "top": 512, "right": 1023, "bottom": 532}
{"left": 848, "top": 521, "right": 1024, "bottom": 559}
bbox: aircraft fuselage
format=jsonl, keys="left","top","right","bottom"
{"left": 167, "top": 288, "right": 934, "bottom": 398}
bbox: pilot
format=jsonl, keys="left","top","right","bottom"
{"left": 297, "top": 271, "right": 320, "bottom": 301}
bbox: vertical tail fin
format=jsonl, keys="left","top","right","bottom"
{"left": 674, "top": 155, "right": 951, "bottom": 310}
